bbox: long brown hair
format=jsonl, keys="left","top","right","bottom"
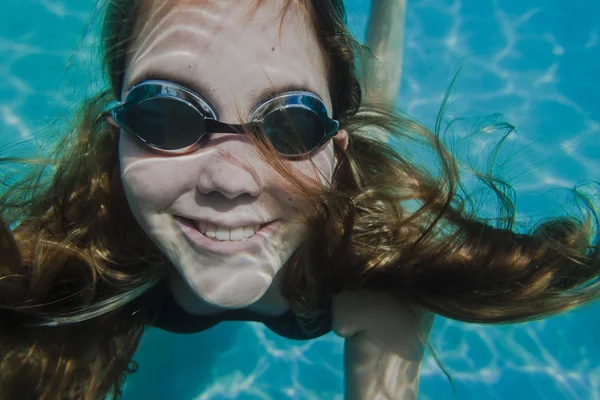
{"left": 1, "top": 0, "right": 599, "bottom": 399}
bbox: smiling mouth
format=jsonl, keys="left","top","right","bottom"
{"left": 179, "top": 217, "right": 270, "bottom": 242}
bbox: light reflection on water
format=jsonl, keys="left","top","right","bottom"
{"left": 0, "top": 0, "right": 598, "bottom": 398}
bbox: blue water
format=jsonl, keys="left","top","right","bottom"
{"left": 1, "top": 0, "right": 599, "bottom": 399}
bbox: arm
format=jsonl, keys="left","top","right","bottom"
{"left": 333, "top": 291, "right": 434, "bottom": 400}
{"left": 364, "top": 0, "right": 407, "bottom": 104}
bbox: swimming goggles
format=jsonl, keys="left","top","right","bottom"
{"left": 107, "top": 80, "right": 340, "bottom": 157}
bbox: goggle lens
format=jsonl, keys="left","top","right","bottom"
{"left": 263, "top": 108, "right": 324, "bottom": 155}
{"left": 127, "top": 98, "right": 207, "bottom": 150}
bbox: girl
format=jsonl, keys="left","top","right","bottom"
{"left": 0, "top": 1, "right": 598, "bottom": 399}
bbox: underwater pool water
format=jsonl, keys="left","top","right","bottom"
{"left": 1, "top": 0, "right": 599, "bottom": 399}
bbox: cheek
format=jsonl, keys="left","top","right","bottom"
{"left": 119, "top": 135, "right": 188, "bottom": 210}
{"left": 292, "top": 141, "right": 337, "bottom": 186}
{"left": 121, "top": 166, "right": 159, "bottom": 209}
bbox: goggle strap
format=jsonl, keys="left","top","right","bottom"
{"left": 112, "top": 106, "right": 127, "bottom": 125}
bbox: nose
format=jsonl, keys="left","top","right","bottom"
{"left": 195, "top": 149, "right": 263, "bottom": 199}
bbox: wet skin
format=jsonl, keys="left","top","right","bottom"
{"left": 119, "top": 0, "right": 348, "bottom": 315}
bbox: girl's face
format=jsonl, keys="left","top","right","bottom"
{"left": 119, "top": 0, "right": 347, "bottom": 310}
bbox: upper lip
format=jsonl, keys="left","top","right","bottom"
{"left": 174, "top": 215, "right": 275, "bottom": 229}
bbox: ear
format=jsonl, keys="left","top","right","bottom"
{"left": 334, "top": 129, "right": 349, "bottom": 151}
{"left": 107, "top": 115, "right": 120, "bottom": 139}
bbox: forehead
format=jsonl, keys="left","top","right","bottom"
{"left": 125, "top": 0, "right": 331, "bottom": 112}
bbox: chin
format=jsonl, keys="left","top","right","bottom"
{"left": 170, "top": 262, "right": 277, "bottom": 312}
{"left": 200, "top": 278, "right": 270, "bottom": 309}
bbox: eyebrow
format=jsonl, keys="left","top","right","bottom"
{"left": 130, "top": 71, "right": 324, "bottom": 112}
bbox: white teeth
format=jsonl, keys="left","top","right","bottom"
{"left": 193, "top": 221, "right": 262, "bottom": 241}
{"left": 229, "top": 227, "right": 245, "bottom": 241}
{"left": 243, "top": 226, "right": 255, "bottom": 238}
{"left": 205, "top": 224, "right": 217, "bottom": 238}
{"left": 215, "top": 226, "right": 230, "bottom": 240}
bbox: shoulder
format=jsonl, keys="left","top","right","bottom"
{"left": 331, "top": 290, "right": 434, "bottom": 341}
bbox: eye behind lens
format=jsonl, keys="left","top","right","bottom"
{"left": 263, "top": 108, "right": 325, "bottom": 155}
{"left": 127, "top": 97, "right": 207, "bottom": 150}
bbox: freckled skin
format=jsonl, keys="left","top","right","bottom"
{"left": 120, "top": 0, "right": 348, "bottom": 315}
